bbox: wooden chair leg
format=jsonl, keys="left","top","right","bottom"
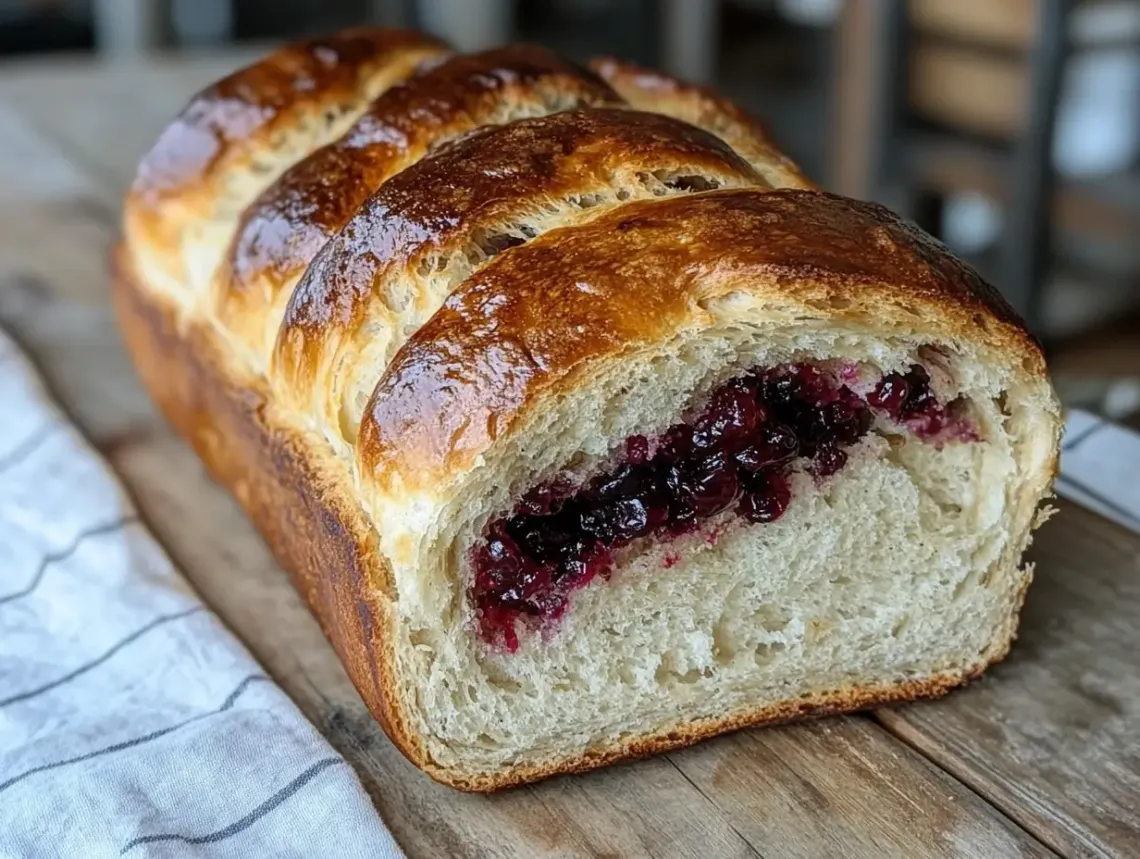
{"left": 1002, "top": 0, "right": 1070, "bottom": 334}
{"left": 829, "top": 0, "right": 907, "bottom": 207}
{"left": 661, "top": 0, "right": 720, "bottom": 84}
{"left": 92, "top": 0, "right": 162, "bottom": 59}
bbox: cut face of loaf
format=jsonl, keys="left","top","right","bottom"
{"left": 117, "top": 27, "right": 1059, "bottom": 791}
{"left": 357, "top": 191, "right": 1060, "bottom": 785}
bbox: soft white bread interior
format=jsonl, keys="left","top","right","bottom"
{"left": 117, "top": 27, "right": 1061, "bottom": 791}
{"left": 370, "top": 313, "right": 1058, "bottom": 781}
{"left": 349, "top": 188, "right": 1061, "bottom": 785}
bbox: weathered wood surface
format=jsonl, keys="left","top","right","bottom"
{"left": 877, "top": 502, "right": 1140, "bottom": 859}
{"left": 0, "top": 51, "right": 1136, "bottom": 858}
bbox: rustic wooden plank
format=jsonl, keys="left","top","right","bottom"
{"left": 670, "top": 717, "right": 1058, "bottom": 859}
{"left": 0, "top": 104, "right": 115, "bottom": 208}
{"left": 0, "top": 51, "right": 261, "bottom": 194}
{"left": 877, "top": 502, "right": 1140, "bottom": 859}
{"left": 0, "top": 60, "right": 1072, "bottom": 859}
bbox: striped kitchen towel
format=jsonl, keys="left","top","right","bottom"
{"left": 2, "top": 326, "right": 1138, "bottom": 857}
{"left": 1055, "top": 407, "right": 1140, "bottom": 533}
{"left": 0, "top": 333, "right": 403, "bottom": 857}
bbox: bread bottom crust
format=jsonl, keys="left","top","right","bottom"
{"left": 113, "top": 248, "right": 1007, "bottom": 792}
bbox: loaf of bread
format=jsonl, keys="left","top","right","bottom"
{"left": 115, "top": 28, "right": 1062, "bottom": 791}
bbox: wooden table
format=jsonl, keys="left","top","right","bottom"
{"left": 0, "top": 51, "right": 1137, "bottom": 859}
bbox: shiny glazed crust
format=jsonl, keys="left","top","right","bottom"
{"left": 125, "top": 28, "right": 447, "bottom": 289}
{"left": 117, "top": 243, "right": 1016, "bottom": 792}
{"left": 116, "top": 28, "right": 1057, "bottom": 791}
{"left": 589, "top": 56, "right": 813, "bottom": 190}
{"left": 215, "top": 45, "right": 622, "bottom": 354}
{"left": 359, "top": 189, "right": 1042, "bottom": 495}
{"left": 275, "top": 107, "right": 767, "bottom": 424}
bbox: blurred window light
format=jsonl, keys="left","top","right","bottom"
{"left": 774, "top": 0, "right": 840, "bottom": 27}
{"left": 1054, "top": 48, "right": 1140, "bottom": 178}
{"left": 942, "top": 191, "right": 1003, "bottom": 256}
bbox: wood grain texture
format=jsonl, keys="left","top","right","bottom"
{"left": 877, "top": 503, "right": 1140, "bottom": 859}
{"left": 0, "top": 52, "right": 262, "bottom": 195}
{"left": 0, "top": 52, "right": 1131, "bottom": 859}
{"left": 669, "top": 717, "right": 1057, "bottom": 859}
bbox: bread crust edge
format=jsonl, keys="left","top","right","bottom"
{"left": 113, "top": 245, "right": 426, "bottom": 769}
{"left": 113, "top": 243, "right": 1019, "bottom": 793}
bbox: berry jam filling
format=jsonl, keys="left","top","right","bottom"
{"left": 472, "top": 362, "right": 968, "bottom": 650}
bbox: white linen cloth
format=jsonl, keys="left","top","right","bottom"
{"left": 0, "top": 330, "right": 403, "bottom": 858}
{"left": 1054, "top": 406, "right": 1140, "bottom": 533}
{"left": 2, "top": 325, "right": 1138, "bottom": 857}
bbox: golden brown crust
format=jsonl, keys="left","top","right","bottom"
{"left": 116, "top": 29, "right": 1053, "bottom": 793}
{"left": 216, "top": 45, "right": 620, "bottom": 348}
{"left": 590, "top": 56, "right": 814, "bottom": 189}
{"left": 359, "top": 188, "right": 1043, "bottom": 494}
{"left": 274, "top": 107, "right": 766, "bottom": 405}
{"left": 130, "top": 28, "right": 442, "bottom": 206}
{"left": 116, "top": 244, "right": 1004, "bottom": 792}
{"left": 113, "top": 246, "right": 432, "bottom": 771}
{"left": 125, "top": 28, "right": 446, "bottom": 286}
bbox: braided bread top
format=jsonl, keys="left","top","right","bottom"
{"left": 125, "top": 28, "right": 447, "bottom": 302}
{"left": 357, "top": 189, "right": 1038, "bottom": 495}
{"left": 123, "top": 28, "right": 1036, "bottom": 510}
{"left": 589, "top": 57, "right": 811, "bottom": 190}
{"left": 276, "top": 106, "right": 766, "bottom": 443}
{"left": 214, "top": 44, "right": 623, "bottom": 361}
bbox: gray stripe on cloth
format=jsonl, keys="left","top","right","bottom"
{"left": 0, "top": 515, "right": 139, "bottom": 604}
{"left": 0, "top": 322, "right": 403, "bottom": 859}
{"left": 0, "top": 607, "right": 205, "bottom": 708}
{"left": 119, "top": 757, "right": 345, "bottom": 854}
{"left": 0, "top": 675, "right": 270, "bottom": 794}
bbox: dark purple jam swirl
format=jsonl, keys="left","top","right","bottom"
{"left": 472, "top": 362, "right": 958, "bottom": 650}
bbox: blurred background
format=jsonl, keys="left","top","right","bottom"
{"left": 1, "top": 0, "right": 1137, "bottom": 425}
